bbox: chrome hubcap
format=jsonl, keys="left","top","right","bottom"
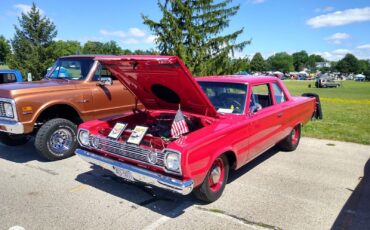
{"left": 49, "top": 128, "right": 73, "bottom": 155}
{"left": 211, "top": 166, "right": 221, "bottom": 184}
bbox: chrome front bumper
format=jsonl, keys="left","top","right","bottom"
{"left": 75, "top": 149, "right": 194, "bottom": 195}
{"left": 0, "top": 119, "right": 24, "bottom": 134}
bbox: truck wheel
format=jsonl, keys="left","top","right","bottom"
{"left": 194, "top": 155, "right": 229, "bottom": 203}
{"left": 35, "top": 118, "right": 77, "bottom": 161}
{"left": 278, "top": 124, "right": 301, "bottom": 151}
{"left": 0, "top": 133, "right": 30, "bottom": 146}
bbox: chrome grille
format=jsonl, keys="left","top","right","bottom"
{"left": 90, "top": 135, "right": 165, "bottom": 167}
{"left": 0, "top": 102, "right": 5, "bottom": 117}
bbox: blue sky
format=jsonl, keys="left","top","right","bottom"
{"left": 1, "top": 0, "right": 370, "bottom": 61}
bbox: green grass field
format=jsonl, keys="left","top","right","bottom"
{"left": 0, "top": 65, "right": 9, "bottom": 69}
{"left": 284, "top": 80, "right": 370, "bottom": 145}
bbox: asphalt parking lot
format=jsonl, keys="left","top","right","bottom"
{"left": 0, "top": 137, "right": 369, "bottom": 230}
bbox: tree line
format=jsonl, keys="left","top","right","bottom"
{"left": 250, "top": 51, "right": 370, "bottom": 76}
{"left": 0, "top": 1, "right": 369, "bottom": 80}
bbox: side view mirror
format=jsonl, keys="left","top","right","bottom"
{"left": 98, "top": 77, "right": 112, "bottom": 86}
{"left": 250, "top": 103, "right": 262, "bottom": 113}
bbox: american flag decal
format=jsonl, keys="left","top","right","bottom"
{"left": 171, "top": 108, "right": 189, "bottom": 138}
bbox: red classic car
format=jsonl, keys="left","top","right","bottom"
{"left": 76, "top": 55, "right": 319, "bottom": 202}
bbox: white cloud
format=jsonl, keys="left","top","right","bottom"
{"left": 13, "top": 4, "right": 44, "bottom": 15}
{"left": 129, "top": 28, "right": 146, "bottom": 37}
{"left": 144, "top": 35, "right": 157, "bottom": 44}
{"left": 307, "top": 7, "right": 370, "bottom": 28}
{"left": 121, "top": 38, "right": 140, "bottom": 45}
{"left": 99, "top": 30, "right": 126, "bottom": 38}
{"left": 324, "top": 32, "right": 350, "bottom": 44}
{"left": 315, "top": 6, "right": 334, "bottom": 13}
{"left": 99, "top": 28, "right": 156, "bottom": 46}
{"left": 314, "top": 48, "right": 370, "bottom": 61}
{"left": 249, "top": 0, "right": 266, "bottom": 4}
{"left": 357, "top": 44, "right": 370, "bottom": 49}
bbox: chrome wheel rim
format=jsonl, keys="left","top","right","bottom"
{"left": 208, "top": 158, "right": 225, "bottom": 192}
{"left": 49, "top": 128, "right": 73, "bottom": 155}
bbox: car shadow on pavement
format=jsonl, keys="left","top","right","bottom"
{"left": 75, "top": 147, "right": 282, "bottom": 217}
{"left": 331, "top": 158, "right": 370, "bottom": 230}
{"left": 228, "top": 146, "right": 280, "bottom": 183}
{"left": 76, "top": 165, "right": 198, "bottom": 217}
{"left": 0, "top": 139, "right": 47, "bottom": 163}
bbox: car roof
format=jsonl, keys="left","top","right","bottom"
{"left": 195, "top": 75, "right": 278, "bottom": 84}
{"left": 60, "top": 54, "right": 120, "bottom": 59}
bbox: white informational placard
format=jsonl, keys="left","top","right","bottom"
{"left": 108, "top": 123, "right": 127, "bottom": 139}
{"left": 127, "top": 126, "right": 148, "bottom": 145}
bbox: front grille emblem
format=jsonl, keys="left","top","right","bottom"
{"left": 147, "top": 151, "right": 158, "bottom": 164}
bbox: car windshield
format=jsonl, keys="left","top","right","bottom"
{"left": 46, "top": 58, "right": 94, "bottom": 80}
{"left": 198, "top": 81, "right": 247, "bottom": 114}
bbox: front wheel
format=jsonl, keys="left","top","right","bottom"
{"left": 278, "top": 124, "right": 301, "bottom": 151}
{"left": 0, "top": 133, "right": 30, "bottom": 146}
{"left": 34, "top": 118, "right": 77, "bottom": 161}
{"left": 193, "top": 155, "right": 229, "bottom": 203}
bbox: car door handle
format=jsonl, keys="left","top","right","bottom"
{"left": 277, "top": 112, "right": 283, "bottom": 118}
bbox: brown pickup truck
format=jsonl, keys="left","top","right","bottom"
{"left": 0, "top": 55, "right": 137, "bottom": 160}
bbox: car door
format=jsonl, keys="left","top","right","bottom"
{"left": 246, "top": 83, "right": 281, "bottom": 161}
{"left": 84, "top": 64, "right": 137, "bottom": 119}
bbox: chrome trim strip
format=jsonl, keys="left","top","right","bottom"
{"left": 76, "top": 148, "right": 193, "bottom": 195}
{"left": 0, "top": 98, "right": 18, "bottom": 121}
{"left": 0, "top": 118, "right": 24, "bottom": 134}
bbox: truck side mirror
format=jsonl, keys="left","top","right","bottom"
{"left": 98, "top": 77, "right": 112, "bottom": 86}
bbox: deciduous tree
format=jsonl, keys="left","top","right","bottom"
{"left": 250, "top": 52, "right": 266, "bottom": 72}
{"left": 267, "top": 52, "right": 294, "bottom": 73}
{"left": 292, "top": 50, "right": 308, "bottom": 71}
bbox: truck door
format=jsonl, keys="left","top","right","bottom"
{"left": 86, "top": 65, "right": 137, "bottom": 119}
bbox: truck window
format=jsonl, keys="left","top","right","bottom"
{"left": 0, "top": 73, "right": 17, "bottom": 83}
{"left": 93, "top": 64, "right": 118, "bottom": 81}
{"left": 47, "top": 58, "right": 94, "bottom": 80}
{"left": 272, "top": 83, "right": 286, "bottom": 104}
{"left": 250, "top": 84, "right": 272, "bottom": 110}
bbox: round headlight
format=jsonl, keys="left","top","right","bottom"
{"left": 90, "top": 136, "right": 101, "bottom": 149}
{"left": 4, "top": 103, "right": 14, "bottom": 118}
{"left": 78, "top": 130, "right": 90, "bottom": 147}
{"left": 165, "top": 151, "right": 180, "bottom": 172}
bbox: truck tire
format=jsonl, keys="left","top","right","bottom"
{"left": 0, "top": 133, "right": 30, "bottom": 146}
{"left": 302, "top": 93, "right": 323, "bottom": 120}
{"left": 278, "top": 124, "right": 301, "bottom": 151}
{"left": 194, "top": 155, "right": 229, "bottom": 203}
{"left": 34, "top": 118, "right": 77, "bottom": 161}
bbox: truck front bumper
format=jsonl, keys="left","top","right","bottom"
{"left": 75, "top": 148, "right": 194, "bottom": 195}
{"left": 0, "top": 119, "right": 24, "bottom": 134}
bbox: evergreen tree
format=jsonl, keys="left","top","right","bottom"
{"left": 0, "top": 35, "right": 11, "bottom": 64}
{"left": 8, "top": 3, "right": 57, "bottom": 80}
{"left": 250, "top": 52, "right": 266, "bottom": 72}
{"left": 142, "top": 0, "right": 250, "bottom": 76}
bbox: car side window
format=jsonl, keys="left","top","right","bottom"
{"left": 272, "top": 83, "right": 286, "bottom": 104}
{"left": 0, "top": 73, "right": 17, "bottom": 83}
{"left": 93, "top": 64, "right": 117, "bottom": 81}
{"left": 250, "top": 84, "right": 273, "bottom": 111}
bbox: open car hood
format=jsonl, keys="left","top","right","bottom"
{"left": 96, "top": 56, "right": 218, "bottom": 117}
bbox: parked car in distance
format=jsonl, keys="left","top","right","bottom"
{"left": 0, "top": 55, "right": 139, "bottom": 161}
{"left": 0, "top": 69, "right": 23, "bottom": 84}
{"left": 75, "top": 56, "right": 321, "bottom": 203}
{"left": 315, "top": 78, "right": 341, "bottom": 88}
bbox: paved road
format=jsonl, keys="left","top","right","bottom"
{"left": 0, "top": 137, "right": 369, "bottom": 230}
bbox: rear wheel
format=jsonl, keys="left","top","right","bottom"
{"left": 0, "top": 133, "right": 30, "bottom": 146}
{"left": 278, "top": 124, "right": 301, "bottom": 151}
{"left": 34, "top": 118, "right": 77, "bottom": 161}
{"left": 194, "top": 155, "right": 229, "bottom": 203}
